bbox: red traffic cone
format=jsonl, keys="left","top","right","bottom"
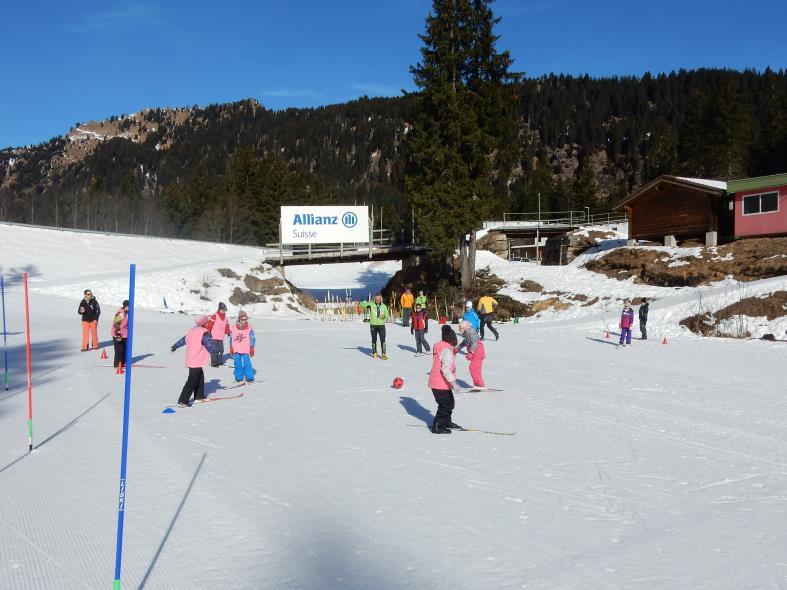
{"left": 116, "top": 363, "right": 124, "bottom": 374}
{"left": 661, "top": 337, "right": 668, "bottom": 344}
{"left": 100, "top": 349, "right": 108, "bottom": 360}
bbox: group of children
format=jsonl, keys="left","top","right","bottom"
{"left": 170, "top": 303, "right": 257, "bottom": 408}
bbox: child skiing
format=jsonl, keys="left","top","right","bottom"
{"left": 171, "top": 315, "right": 219, "bottom": 407}
{"left": 229, "top": 310, "right": 256, "bottom": 383}
{"left": 206, "top": 302, "right": 230, "bottom": 367}
{"left": 458, "top": 320, "right": 486, "bottom": 388}
{"left": 411, "top": 303, "right": 430, "bottom": 355}
{"left": 619, "top": 301, "right": 635, "bottom": 347}
{"left": 428, "top": 325, "right": 462, "bottom": 434}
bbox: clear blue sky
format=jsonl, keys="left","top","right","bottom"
{"left": 2, "top": 0, "right": 785, "bottom": 149}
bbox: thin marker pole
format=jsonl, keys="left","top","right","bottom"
{"left": 113, "top": 264, "right": 136, "bottom": 590}
{"left": 23, "top": 272, "right": 32, "bottom": 450}
{"left": 1, "top": 275, "right": 8, "bottom": 390}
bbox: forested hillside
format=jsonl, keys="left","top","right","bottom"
{"left": 1, "top": 68, "right": 785, "bottom": 245}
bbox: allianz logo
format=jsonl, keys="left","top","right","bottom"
{"left": 293, "top": 212, "right": 358, "bottom": 228}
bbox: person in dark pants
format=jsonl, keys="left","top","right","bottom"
{"left": 206, "top": 302, "right": 230, "bottom": 367}
{"left": 111, "top": 300, "right": 129, "bottom": 369}
{"left": 477, "top": 294, "right": 499, "bottom": 341}
{"left": 427, "top": 325, "right": 461, "bottom": 434}
{"left": 362, "top": 294, "right": 390, "bottom": 359}
{"left": 411, "top": 303, "right": 430, "bottom": 354}
{"left": 639, "top": 298, "right": 649, "bottom": 340}
{"left": 171, "top": 315, "right": 219, "bottom": 407}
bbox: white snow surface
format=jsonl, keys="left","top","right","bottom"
{"left": 675, "top": 177, "right": 728, "bottom": 191}
{"left": 1, "top": 224, "right": 786, "bottom": 589}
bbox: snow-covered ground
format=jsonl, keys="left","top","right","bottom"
{"left": 1, "top": 224, "right": 786, "bottom": 589}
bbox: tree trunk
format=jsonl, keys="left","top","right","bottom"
{"left": 460, "top": 230, "right": 476, "bottom": 293}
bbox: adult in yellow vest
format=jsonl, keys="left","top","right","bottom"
{"left": 477, "top": 295, "right": 499, "bottom": 341}
{"left": 400, "top": 287, "right": 414, "bottom": 328}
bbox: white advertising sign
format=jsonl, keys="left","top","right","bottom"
{"left": 280, "top": 206, "right": 369, "bottom": 245}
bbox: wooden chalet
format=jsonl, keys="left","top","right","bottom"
{"left": 614, "top": 175, "right": 731, "bottom": 245}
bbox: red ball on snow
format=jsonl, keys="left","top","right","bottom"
{"left": 392, "top": 377, "right": 404, "bottom": 389}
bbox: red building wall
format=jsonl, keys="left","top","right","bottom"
{"left": 734, "top": 184, "right": 787, "bottom": 237}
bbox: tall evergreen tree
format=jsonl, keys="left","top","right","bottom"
{"left": 404, "top": 0, "right": 521, "bottom": 290}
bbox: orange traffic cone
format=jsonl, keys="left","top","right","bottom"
{"left": 661, "top": 337, "right": 668, "bottom": 344}
{"left": 100, "top": 349, "right": 108, "bottom": 360}
{"left": 605, "top": 331, "right": 610, "bottom": 339}
{"left": 116, "top": 363, "right": 124, "bottom": 374}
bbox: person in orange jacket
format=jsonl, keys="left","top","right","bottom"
{"left": 400, "top": 287, "right": 414, "bottom": 328}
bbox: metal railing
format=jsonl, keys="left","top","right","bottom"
{"left": 486, "top": 211, "right": 627, "bottom": 228}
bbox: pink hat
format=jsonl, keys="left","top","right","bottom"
{"left": 195, "top": 315, "right": 209, "bottom": 327}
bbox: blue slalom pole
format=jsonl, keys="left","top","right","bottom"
{"left": 1, "top": 275, "right": 8, "bottom": 390}
{"left": 113, "top": 264, "right": 136, "bottom": 590}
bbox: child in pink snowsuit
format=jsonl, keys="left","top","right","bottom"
{"left": 458, "top": 320, "right": 486, "bottom": 388}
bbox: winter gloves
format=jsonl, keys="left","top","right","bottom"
{"left": 250, "top": 347, "right": 255, "bottom": 357}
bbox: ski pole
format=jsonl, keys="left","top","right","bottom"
{"left": 23, "top": 272, "right": 32, "bottom": 450}
{"left": 1, "top": 275, "right": 8, "bottom": 390}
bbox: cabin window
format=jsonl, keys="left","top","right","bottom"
{"left": 742, "top": 191, "right": 779, "bottom": 215}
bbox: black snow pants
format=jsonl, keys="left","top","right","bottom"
{"left": 370, "top": 325, "right": 386, "bottom": 355}
{"left": 431, "top": 388, "right": 455, "bottom": 432}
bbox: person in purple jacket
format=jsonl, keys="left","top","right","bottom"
{"left": 618, "top": 301, "right": 635, "bottom": 347}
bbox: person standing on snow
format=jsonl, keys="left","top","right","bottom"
{"left": 477, "top": 294, "right": 499, "bottom": 341}
{"left": 206, "top": 302, "right": 230, "bottom": 367}
{"left": 111, "top": 300, "right": 129, "bottom": 369}
{"left": 366, "top": 293, "right": 389, "bottom": 359}
{"left": 457, "top": 320, "right": 486, "bottom": 388}
{"left": 229, "top": 310, "right": 256, "bottom": 383}
{"left": 639, "top": 298, "right": 649, "bottom": 340}
{"left": 428, "top": 325, "right": 462, "bottom": 434}
{"left": 400, "top": 287, "right": 414, "bottom": 328}
{"left": 619, "top": 301, "right": 635, "bottom": 347}
{"left": 77, "top": 289, "right": 101, "bottom": 351}
{"left": 411, "top": 303, "right": 430, "bottom": 355}
{"left": 462, "top": 300, "right": 480, "bottom": 331}
{"left": 171, "top": 315, "right": 219, "bottom": 407}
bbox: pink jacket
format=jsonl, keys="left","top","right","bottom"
{"left": 185, "top": 326, "right": 211, "bottom": 368}
{"left": 111, "top": 308, "right": 128, "bottom": 339}
{"left": 428, "top": 341, "right": 456, "bottom": 390}
{"left": 209, "top": 312, "right": 230, "bottom": 340}
{"left": 230, "top": 324, "right": 253, "bottom": 355}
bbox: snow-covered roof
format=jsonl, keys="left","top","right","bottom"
{"left": 676, "top": 177, "right": 728, "bottom": 191}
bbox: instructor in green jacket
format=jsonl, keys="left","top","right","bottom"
{"left": 361, "top": 293, "right": 390, "bottom": 359}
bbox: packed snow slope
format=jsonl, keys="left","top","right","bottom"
{"left": 1, "top": 224, "right": 786, "bottom": 589}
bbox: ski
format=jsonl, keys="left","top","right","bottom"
{"left": 465, "top": 387, "right": 503, "bottom": 392}
{"left": 201, "top": 391, "right": 245, "bottom": 402}
{"left": 407, "top": 424, "right": 515, "bottom": 436}
{"left": 98, "top": 364, "right": 167, "bottom": 368}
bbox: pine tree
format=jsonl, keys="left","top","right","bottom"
{"left": 404, "top": 0, "right": 521, "bottom": 290}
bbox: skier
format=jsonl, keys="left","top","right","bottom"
{"left": 206, "top": 302, "right": 230, "bottom": 367}
{"left": 400, "top": 287, "right": 414, "bottom": 327}
{"left": 411, "top": 303, "right": 430, "bottom": 355}
{"left": 366, "top": 293, "right": 389, "bottom": 359}
{"left": 428, "top": 325, "right": 461, "bottom": 434}
{"left": 77, "top": 289, "right": 101, "bottom": 351}
{"left": 639, "top": 298, "right": 649, "bottom": 340}
{"left": 111, "top": 300, "right": 129, "bottom": 369}
{"left": 229, "top": 310, "right": 256, "bottom": 383}
{"left": 619, "top": 301, "right": 635, "bottom": 347}
{"left": 415, "top": 289, "right": 428, "bottom": 310}
{"left": 171, "top": 315, "right": 219, "bottom": 407}
{"left": 477, "top": 294, "right": 499, "bottom": 341}
{"left": 457, "top": 320, "right": 486, "bottom": 388}
{"left": 462, "top": 300, "right": 480, "bottom": 330}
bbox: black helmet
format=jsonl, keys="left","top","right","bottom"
{"left": 218, "top": 302, "right": 227, "bottom": 311}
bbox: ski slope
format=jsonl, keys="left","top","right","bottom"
{"left": 1, "top": 224, "right": 786, "bottom": 589}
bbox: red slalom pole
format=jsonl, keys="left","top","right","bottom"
{"left": 23, "top": 272, "right": 33, "bottom": 452}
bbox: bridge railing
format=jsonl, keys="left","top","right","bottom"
{"left": 486, "top": 211, "right": 627, "bottom": 229}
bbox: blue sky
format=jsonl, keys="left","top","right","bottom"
{"left": 1, "top": 0, "right": 785, "bottom": 149}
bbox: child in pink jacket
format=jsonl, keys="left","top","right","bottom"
{"left": 171, "top": 315, "right": 219, "bottom": 407}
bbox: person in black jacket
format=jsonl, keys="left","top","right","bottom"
{"left": 77, "top": 289, "right": 101, "bottom": 351}
{"left": 639, "top": 298, "right": 649, "bottom": 340}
